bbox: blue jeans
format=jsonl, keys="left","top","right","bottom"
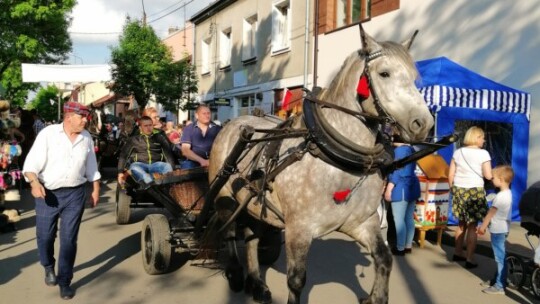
{"left": 180, "top": 159, "right": 200, "bottom": 170}
{"left": 129, "top": 162, "right": 172, "bottom": 184}
{"left": 491, "top": 232, "right": 508, "bottom": 289}
{"left": 391, "top": 199, "right": 416, "bottom": 250}
{"left": 35, "top": 184, "right": 86, "bottom": 286}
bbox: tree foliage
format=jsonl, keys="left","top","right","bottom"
{"left": 111, "top": 18, "right": 198, "bottom": 111}
{"left": 0, "top": 0, "right": 75, "bottom": 106}
{"left": 29, "top": 85, "right": 60, "bottom": 122}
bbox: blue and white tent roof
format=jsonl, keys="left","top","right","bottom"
{"left": 416, "top": 57, "right": 531, "bottom": 120}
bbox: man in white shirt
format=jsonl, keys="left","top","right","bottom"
{"left": 23, "top": 101, "right": 101, "bottom": 300}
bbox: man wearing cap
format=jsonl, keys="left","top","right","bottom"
{"left": 23, "top": 101, "right": 101, "bottom": 300}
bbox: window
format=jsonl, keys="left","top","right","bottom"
{"left": 335, "top": 0, "right": 399, "bottom": 28}
{"left": 272, "top": 0, "right": 291, "bottom": 53}
{"left": 242, "top": 15, "right": 258, "bottom": 62}
{"left": 201, "top": 37, "right": 212, "bottom": 75}
{"left": 220, "top": 27, "right": 232, "bottom": 69}
{"left": 336, "top": 0, "right": 367, "bottom": 28}
{"left": 238, "top": 95, "right": 256, "bottom": 116}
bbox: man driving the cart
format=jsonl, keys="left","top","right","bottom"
{"left": 117, "top": 116, "right": 176, "bottom": 188}
{"left": 180, "top": 104, "right": 221, "bottom": 169}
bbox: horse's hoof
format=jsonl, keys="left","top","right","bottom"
{"left": 225, "top": 263, "right": 244, "bottom": 292}
{"left": 245, "top": 276, "right": 272, "bottom": 303}
{"left": 252, "top": 287, "right": 272, "bottom": 304}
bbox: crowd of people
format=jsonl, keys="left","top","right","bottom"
{"left": 13, "top": 99, "right": 516, "bottom": 300}
{"left": 383, "top": 125, "right": 514, "bottom": 296}
{"left": 19, "top": 102, "right": 222, "bottom": 300}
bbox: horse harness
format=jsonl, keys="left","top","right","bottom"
{"left": 218, "top": 51, "right": 398, "bottom": 227}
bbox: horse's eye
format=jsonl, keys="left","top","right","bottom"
{"left": 379, "top": 72, "right": 390, "bottom": 78}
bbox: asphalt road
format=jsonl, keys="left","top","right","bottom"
{"left": 0, "top": 173, "right": 538, "bottom": 304}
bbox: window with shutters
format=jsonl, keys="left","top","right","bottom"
{"left": 271, "top": 0, "right": 291, "bottom": 54}
{"left": 242, "top": 15, "right": 258, "bottom": 63}
{"left": 220, "top": 27, "right": 232, "bottom": 69}
{"left": 333, "top": 0, "right": 399, "bottom": 29}
{"left": 201, "top": 37, "right": 212, "bottom": 75}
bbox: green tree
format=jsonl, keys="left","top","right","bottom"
{"left": 156, "top": 60, "right": 198, "bottom": 112}
{"left": 0, "top": 0, "right": 75, "bottom": 106}
{"left": 29, "top": 85, "right": 59, "bottom": 122}
{"left": 111, "top": 18, "right": 198, "bottom": 111}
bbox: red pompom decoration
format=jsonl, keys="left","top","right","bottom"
{"left": 356, "top": 75, "right": 370, "bottom": 99}
{"left": 333, "top": 189, "right": 351, "bottom": 204}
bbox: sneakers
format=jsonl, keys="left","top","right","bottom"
{"left": 480, "top": 280, "right": 492, "bottom": 287}
{"left": 482, "top": 286, "right": 505, "bottom": 295}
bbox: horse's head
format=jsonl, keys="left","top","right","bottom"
{"left": 357, "top": 27, "right": 434, "bottom": 142}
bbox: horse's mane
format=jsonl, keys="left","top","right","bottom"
{"left": 320, "top": 41, "right": 418, "bottom": 105}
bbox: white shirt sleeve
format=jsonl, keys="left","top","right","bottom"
{"left": 22, "top": 125, "right": 49, "bottom": 180}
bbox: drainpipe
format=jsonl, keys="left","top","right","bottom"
{"left": 303, "top": 0, "right": 310, "bottom": 89}
{"left": 313, "top": 0, "right": 319, "bottom": 87}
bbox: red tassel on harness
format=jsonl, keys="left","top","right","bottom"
{"left": 333, "top": 189, "right": 351, "bottom": 204}
{"left": 356, "top": 75, "right": 370, "bottom": 99}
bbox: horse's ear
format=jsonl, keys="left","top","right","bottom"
{"left": 401, "top": 30, "right": 419, "bottom": 50}
{"left": 359, "top": 23, "right": 381, "bottom": 53}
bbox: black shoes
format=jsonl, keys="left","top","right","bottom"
{"left": 44, "top": 268, "right": 57, "bottom": 286}
{"left": 59, "top": 285, "right": 75, "bottom": 300}
{"left": 452, "top": 254, "right": 478, "bottom": 268}
{"left": 404, "top": 248, "right": 412, "bottom": 254}
{"left": 391, "top": 248, "right": 405, "bottom": 256}
{"left": 452, "top": 254, "right": 467, "bottom": 262}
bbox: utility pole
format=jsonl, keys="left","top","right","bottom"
{"left": 141, "top": 0, "right": 147, "bottom": 25}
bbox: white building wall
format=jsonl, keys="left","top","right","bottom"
{"left": 318, "top": 0, "right": 540, "bottom": 186}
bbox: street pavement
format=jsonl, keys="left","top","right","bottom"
{"left": 1, "top": 173, "right": 538, "bottom": 304}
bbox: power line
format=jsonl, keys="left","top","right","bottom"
{"left": 69, "top": 31, "right": 121, "bottom": 35}
{"left": 147, "top": 0, "right": 195, "bottom": 24}
{"left": 147, "top": 0, "right": 185, "bottom": 18}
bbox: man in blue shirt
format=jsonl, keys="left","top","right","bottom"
{"left": 180, "top": 105, "right": 221, "bottom": 169}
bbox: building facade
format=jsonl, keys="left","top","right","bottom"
{"left": 191, "top": 0, "right": 314, "bottom": 121}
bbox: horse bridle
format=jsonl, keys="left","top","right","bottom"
{"left": 360, "top": 49, "right": 398, "bottom": 126}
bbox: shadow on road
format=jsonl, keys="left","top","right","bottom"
{"left": 0, "top": 248, "right": 39, "bottom": 285}
{"left": 72, "top": 231, "right": 141, "bottom": 289}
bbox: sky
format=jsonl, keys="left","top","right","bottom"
{"left": 68, "top": 0, "right": 215, "bottom": 65}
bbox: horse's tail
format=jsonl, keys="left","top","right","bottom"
{"left": 196, "top": 213, "right": 223, "bottom": 260}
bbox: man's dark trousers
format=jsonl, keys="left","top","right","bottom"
{"left": 35, "top": 184, "right": 86, "bottom": 286}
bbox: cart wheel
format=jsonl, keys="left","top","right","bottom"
{"left": 116, "top": 184, "right": 131, "bottom": 225}
{"left": 141, "top": 214, "right": 172, "bottom": 275}
{"left": 506, "top": 254, "right": 525, "bottom": 289}
{"left": 531, "top": 267, "right": 540, "bottom": 299}
{"left": 258, "top": 229, "right": 282, "bottom": 265}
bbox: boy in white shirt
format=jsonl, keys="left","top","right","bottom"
{"left": 477, "top": 165, "right": 514, "bottom": 295}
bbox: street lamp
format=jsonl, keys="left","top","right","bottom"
{"left": 69, "top": 53, "right": 84, "bottom": 64}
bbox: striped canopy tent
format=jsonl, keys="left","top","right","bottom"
{"left": 416, "top": 57, "right": 531, "bottom": 222}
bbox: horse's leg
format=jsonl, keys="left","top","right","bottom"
{"left": 244, "top": 225, "right": 272, "bottom": 303}
{"left": 285, "top": 229, "right": 312, "bottom": 304}
{"left": 344, "top": 214, "right": 392, "bottom": 304}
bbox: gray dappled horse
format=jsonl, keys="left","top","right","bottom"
{"left": 207, "top": 26, "right": 434, "bottom": 304}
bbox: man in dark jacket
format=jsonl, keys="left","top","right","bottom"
{"left": 117, "top": 116, "right": 175, "bottom": 188}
